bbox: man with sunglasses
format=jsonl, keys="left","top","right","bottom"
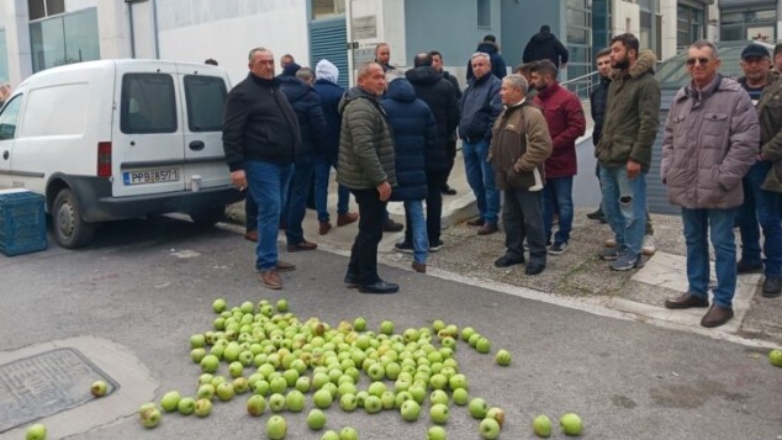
{"left": 661, "top": 41, "right": 759, "bottom": 328}
{"left": 736, "top": 43, "right": 782, "bottom": 298}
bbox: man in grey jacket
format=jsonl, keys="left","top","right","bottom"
{"left": 661, "top": 41, "right": 760, "bottom": 328}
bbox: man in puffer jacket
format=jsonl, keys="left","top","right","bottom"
{"left": 522, "top": 25, "right": 569, "bottom": 69}
{"left": 466, "top": 35, "right": 507, "bottom": 81}
{"left": 661, "top": 41, "right": 759, "bottom": 328}
{"left": 381, "top": 73, "right": 438, "bottom": 274}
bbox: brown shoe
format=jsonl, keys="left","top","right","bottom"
{"left": 412, "top": 262, "right": 427, "bottom": 273}
{"left": 337, "top": 212, "right": 359, "bottom": 227}
{"left": 287, "top": 240, "right": 318, "bottom": 252}
{"left": 466, "top": 218, "right": 485, "bottom": 227}
{"left": 276, "top": 261, "right": 296, "bottom": 272}
{"left": 664, "top": 293, "right": 709, "bottom": 310}
{"left": 477, "top": 223, "right": 499, "bottom": 236}
{"left": 244, "top": 230, "right": 258, "bottom": 242}
{"left": 319, "top": 222, "right": 332, "bottom": 235}
{"left": 260, "top": 270, "right": 282, "bottom": 290}
{"left": 700, "top": 304, "right": 734, "bottom": 328}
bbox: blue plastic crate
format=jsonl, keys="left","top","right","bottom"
{"left": 0, "top": 190, "right": 48, "bottom": 256}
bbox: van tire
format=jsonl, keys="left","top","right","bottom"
{"left": 190, "top": 207, "right": 225, "bottom": 227}
{"left": 53, "top": 188, "right": 95, "bottom": 249}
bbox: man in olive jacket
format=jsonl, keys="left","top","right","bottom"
{"left": 596, "top": 34, "right": 661, "bottom": 272}
{"left": 337, "top": 62, "right": 399, "bottom": 294}
{"left": 489, "top": 75, "right": 552, "bottom": 275}
{"left": 661, "top": 41, "right": 759, "bottom": 328}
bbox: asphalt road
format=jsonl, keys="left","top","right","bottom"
{"left": 1, "top": 217, "right": 781, "bottom": 440}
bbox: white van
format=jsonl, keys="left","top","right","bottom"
{"left": 0, "top": 59, "right": 243, "bottom": 248}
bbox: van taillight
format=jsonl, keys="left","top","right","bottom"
{"left": 97, "top": 142, "right": 112, "bottom": 177}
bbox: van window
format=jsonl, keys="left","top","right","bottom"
{"left": 184, "top": 75, "right": 227, "bottom": 132}
{"left": 0, "top": 95, "right": 22, "bottom": 141}
{"left": 121, "top": 73, "right": 177, "bottom": 134}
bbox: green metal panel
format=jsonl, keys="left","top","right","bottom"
{"left": 310, "top": 17, "right": 349, "bottom": 89}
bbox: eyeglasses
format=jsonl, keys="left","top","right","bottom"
{"left": 686, "top": 57, "right": 712, "bottom": 66}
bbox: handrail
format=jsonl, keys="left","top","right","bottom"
{"left": 561, "top": 70, "right": 599, "bottom": 86}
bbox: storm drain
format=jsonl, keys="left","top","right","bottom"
{"left": 0, "top": 348, "right": 117, "bottom": 432}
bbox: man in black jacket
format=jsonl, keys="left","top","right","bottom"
{"left": 403, "top": 52, "right": 461, "bottom": 252}
{"left": 523, "top": 25, "right": 569, "bottom": 69}
{"left": 430, "top": 50, "right": 462, "bottom": 195}
{"left": 222, "top": 47, "right": 302, "bottom": 291}
{"left": 586, "top": 48, "right": 611, "bottom": 222}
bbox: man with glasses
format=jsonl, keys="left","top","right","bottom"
{"left": 736, "top": 43, "right": 782, "bottom": 298}
{"left": 661, "top": 41, "right": 759, "bottom": 328}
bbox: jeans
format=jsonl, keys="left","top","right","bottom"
{"left": 314, "top": 153, "right": 350, "bottom": 223}
{"left": 681, "top": 207, "right": 738, "bottom": 308}
{"left": 596, "top": 164, "right": 654, "bottom": 236}
{"left": 738, "top": 160, "right": 782, "bottom": 278}
{"left": 348, "top": 189, "right": 387, "bottom": 285}
{"left": 244, "top": 160, "right": 293, "bottom": 270}
{"left": 542, "top": 176, "right": 574, "bottom": 245}
{"left": 405, "top": 171, "right": 446, "bottom": 246}
{"left": 404, "top": 200, "right": 428, "bottom": 264}
{"left": 463, "top": 139, "right": 499, "bottom": 224}
{"left": 600, "top": 166, "right": 647, "bottom": 257}
{"left": 245, "top": 190, "right": 258, "bottom": 233}
{"left": 503, "top": 189, "right": 547, "bottom": 266}
{"left": 285, "top": 153, "right": 315, "bottom": 245}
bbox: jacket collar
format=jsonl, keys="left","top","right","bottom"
{"left": 536, "top": 82, "right": 562, "bottom": 100}
{"left": 249, "top": 72, "right": 279, "bottom": 88}
{"left": 678, "top": 74, "right": 724, "bottom": 104}
{"left": 611, "top": 49, "right": 657, "bottom": 80}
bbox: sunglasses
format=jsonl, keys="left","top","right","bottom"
{"left": 686, "top": 57, "right": 712, "bottom": 66}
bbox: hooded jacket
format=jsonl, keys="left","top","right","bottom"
{"left": 466, "top": 42, "right": 507, "bottom": 80}
{"left": 590, "top": 75, "right": 611, "bottom": 146}
{"left": 522, "top": 30, "right": 569, "bottom": 68}
{"left": 337, "top": 87, "right": 397, "bottom": 190}
{"left": 381, "top": 78, "right": 437, "bottom": 201}
{"left": 405, "top": 66, "right": 460, "bottom": 172}
{"left": 222, "top": 73, "right": 301, "bottom": 171}
{"left": 279, "top": 76, "right": 328, "bottom": 157}
{"left": 313, "top": 59, "right": 345, "bottom": 158}
{"left": 597, "top": 49, "right": 661, "bottom": 171}
{"left": 459, "top": 73, "right": 502, "bottom": 142}
{"left": 533, "top": 82, "right": 586, "bottom": 178}
{"left": 661, "top": 74, "right": 759, "bottom": 209}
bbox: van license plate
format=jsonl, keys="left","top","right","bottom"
{"left": 123, "top": 169, "right": 180, "bottom": 185}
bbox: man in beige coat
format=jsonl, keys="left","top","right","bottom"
{"left": 489, "top": 74, "right": 552, "bottom": 275}
{"left": 661, "top": 41, "right": 759, "bottom": 328}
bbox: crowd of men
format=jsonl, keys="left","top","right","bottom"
{"left": 221, "top": 28, "right": 782, "bottom": 329}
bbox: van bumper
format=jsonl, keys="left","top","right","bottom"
{"left": 66, "top": 176, "right": 245, "bottom": 222}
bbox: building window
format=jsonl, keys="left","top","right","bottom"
{"left": 312, "top": 0, "right": 345, "bottom": 20}
{"left": 567, "top": 0, "right": 592, "bottom": 97}
{"left": 720, "top": 9, "right": 777, "bottom": 42}
{"left": 27, "top": 0, "right": 65, "bottom": 21}
{"left": 0, "top": 29, "right": 8, "bottom": 84}
{"left": 676, "top": 4, "right": 703, "bottom": 48}
{"left": 30, "top": 8, "right": 100, "bottom": 73}
{"left": 477, "top": 0, "right": 491, "bottom": 28}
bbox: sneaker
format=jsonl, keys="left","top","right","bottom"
{"left": 611, "top": 253, "right": 644, "bottom": 271}
{"left": 429, "top": 240, "right": 444, "bottom": 252}
{"left": 394, "top": 241, "right": 414, "bottom": 254}
{"left": 598, "top": 247, "right": 625, "bottom": 261}
{"left": 383, "top": 219, "right": 404, "bottom": 232}
{"left": 586, "top": 208, "right": 605, "bottom": 221}
{"left": 548, "top": 242, "right": 568, "bottom": 255}
{"left": 642, "top": 235, "right": 656, "bottom": 256}
{"left": 604, "top": 238, "right": 617, "bottom": 247}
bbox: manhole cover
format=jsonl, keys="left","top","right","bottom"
{"left": 0, "top": 348, "right": 118, "bottom": 432}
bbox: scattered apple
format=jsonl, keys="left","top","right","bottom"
{"left": 469, "top": 398, "right": 488, "bottom": 419}
{"left": 479, "top": 417, "right": 501, "bottom": 439}
{"left": 307, "top": 408, "right": 327, "bottom": 430}
{"left": 140, "top": 407, "right": 161, "bottom": 429}
{"left": 286, "top": 390, "right": 306, "bottom": 412}
{"left": 476, "top": 338, "right": 491, "bottom": 354}
{"left": 533, "top": 414, "right": 552, "bottom": 438}
{"left": 25, "top": 424, "right": 47, "bottom": 440}
{"left": 400, "top": 399, "right": 421, "bottom": 421}
{"left": 90, "top": 380, "right": 108, "bottom": 397}
{"left": 212, "top": 298, "right": 226, "bottom": 313}
{"left": 560, "top": 412, "right": 583, "bottom": 436}
{"left": 428, "top": 426, "right": 447, "bottom": 440}
{"left": 486, "top": 407, "right": 505, "bottom": 427}
{"left": 452, "top": 388, "right": 469, "bottom": 406}
{"left": 177, "top": 397, "right": 195, "bottom": 415}
{"left": 269, "top": 393, "right": 286, "bottom": 412}
{"left": 160, "top": 391, "right": 182, "bottom": 412}
{"left": 769, "top": 349, "right": 782, "bottom": 367}
{"left": 195, "top": 398, "right": 212, "bottom": 417}
{"left": 339, "top": 426, "right": 359, "bottom": 440}
{"left": 495, "top": 349, "right": 511, "bottom": 366}
{"left": 266, "top": 415, "right": 287, "bottom": 440}
{"left": 430, "top": 403, "right": 449, "bottom": 424}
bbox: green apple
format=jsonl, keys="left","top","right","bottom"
{"left": 469, "top": 398, "right": 488, "bottom": 419}
{"left": 198, "top": 373, "right": 214, "bottom": 386}
{"left": 286, "top": 390, "right": 306, "bottom": 412}
{"left": 216, "top": 382, "right": 234, "bottom": 402}
{"left": 321, "top": 430, "right": 340, "bottom": 440}
{"left": 430, "top": 389, "right": 449, "bottom": 406}
{"left": 769, "top": 349, "right": 782, "bottom": 367}
{"left": 495, "top": 349, "right": 511, "bottom": 366}
{"left": 394, "top": 391, "right": 413, "bottom": 408}
{"left": 353, "top": 317, "right": 367, "bottom": 331}
{"left": 400, "top": 399, "right": 421, "bottom": 421}
{"left": 560, "top": 412, "right": 583, "bottom": 436}
{"left": 307, "top": 408, "right": 327, "bottom": 430}
{"left": 211, "top": 375, "right": 226, "bottom": 387}
{"left": 479, "top": 417, "right": 500, "bottom": 439}
{"left": 486, "top": 407, "right": 505, "bottom": 427}
{"left": 246, "top": 394, "right": 266, "bottom": 416}
{"left": 197, "top": 384, "right": 215, "bottom": 401}
{"left": 533, "top": 414, "right": 552, "bottom": 437}
{"left": 367, "top": 363, "right": 385, "bottom": 381}
{"left": 212, "top": 298, "right": 226, "bottom": 313}
{"left": 266, "top": 415, "right": 287, "bottom": 440}
{"left": 460, "top": 326, "right": 476, "bottom": 341}
{"left": 276, "top": 299, "right": 289, "bottom": 312}
{"left": 380, "top": 320, "right": 395, "bottom": 335}
{"left": 476, "top": 338, "right": 491, "bottom": 354}
{"left": 340, "top": 426, "right": 359, "bottom": 440}
{"left": 409, "top": 384, "right": 427, "bottom": 404}
{"left": 175, "top": 397, "right": 195, "bottom": 415}
{"left": 448, "top": 374, "right": 468, "bottom": 391}
{"left": 452, "top": 388, "right": 469, "bottom": 406}
{"left": 228, "top": 361, "right": 243, "bottom": 378}
{"left": 269, "top": 393, "right": 286, "bottom": 412}
{"left": 340, "top": 393, "right": 358, "bottom": 412}
{"left": 194, "top": 398, "right": 212, "bottom": 417}
{"left": 427, "top": 426, "right": 447, "bottom": 440}
{"left": 190, "top": 333, "right": 206, "bottom": 348}
{"left": 91, "top": 380, "right": 108, "bottom": 397}
{"left": 25, "top": 424, "right": 47, "bottom": 440}
{"left": 368, "top": 381, "right": 387, "bottom": 397}
{"left": 233, "top": 377, "right": 250, "bottom": 394}
{"left": 432, "top": 320, "right": 446, "bottom": 332}
{"left": 468, "top": 333, "right": 481, "bottom": 347}
{"left": 240, "top": 301, "right": 254, "bottom": 314}
{"left": 239, "top": 350, "right": 255, "bottom": 367}
{"left": 364, "top": 395, "right": 382, "bottom": 414}
{"left": 254, "top": 380, "right": 270, "bottom": 396}
{"left": 429, "top": 374, "right": 447, "bottom": 390}
{"left": 355, "top": 390, "right": 369, "bottom": 408}
{"left": 430, "top": 403, "right": 449, "bottom": 424}
{"left": 270, "top": 376, "right": 288, "bottom": 394}
{"left": 160, "top": 391, "right": 181, "bottom": 412}
{"left": 200, "top": 355, "right": 219, "bottom": 373}
{"left": 140, "top": 407, "right": 161, "bottom": 429}
{"left": 313, "top": 388, "right": 333, "bottom": 409}
{"left": 191, "top": 348, "right": 207, "bottom": 363}
{"left": 295, "top": 376, "right": 311, "bottom": 393}
{"left": 380, "top": 391, "right": 396, "bottom": 410}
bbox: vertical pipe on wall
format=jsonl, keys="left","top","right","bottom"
{"left": 151, "top": 0, "right": 160, "bottom": 59}
{"left": 127, "top": 1, "right": 136, "bottom": 58}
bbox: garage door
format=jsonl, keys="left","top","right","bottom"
{"left": 310, "top": 17, "right": 349, "bottom": 89}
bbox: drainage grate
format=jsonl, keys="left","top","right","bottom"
{"left": 0, "top": 348, "right": 118, "bottom": 432}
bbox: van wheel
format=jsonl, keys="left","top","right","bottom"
{"left": 53, "top": 188, "right": 95, "bottom": 249}
{"left": 190, "top": 207, "right": 225, "bottom": 227}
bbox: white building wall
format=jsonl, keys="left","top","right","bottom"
{"left": 659, "top": 0, "right": 678, "bottom": 60}
{"left": 708, "top": 3, "right": 720, "bottom": 42}
{"left": 612, "top": 1, "right": 640, "bottom": 40}
{"left": 3, "top": 0, "right": 33, "bottom": 86}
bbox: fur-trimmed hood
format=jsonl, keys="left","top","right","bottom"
{"left": 611, "top": 49, "right": 656, "bottom": 80}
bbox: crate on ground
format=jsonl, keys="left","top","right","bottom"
{"left": 0, "top": 189, "right": 48, "bottom": 256}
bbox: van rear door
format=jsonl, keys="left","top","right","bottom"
{"left": 177, "top": 64, "right": 231, "bottom": 190}
{"left": 112, "top": 63, "right": 186, "bottom": 197}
